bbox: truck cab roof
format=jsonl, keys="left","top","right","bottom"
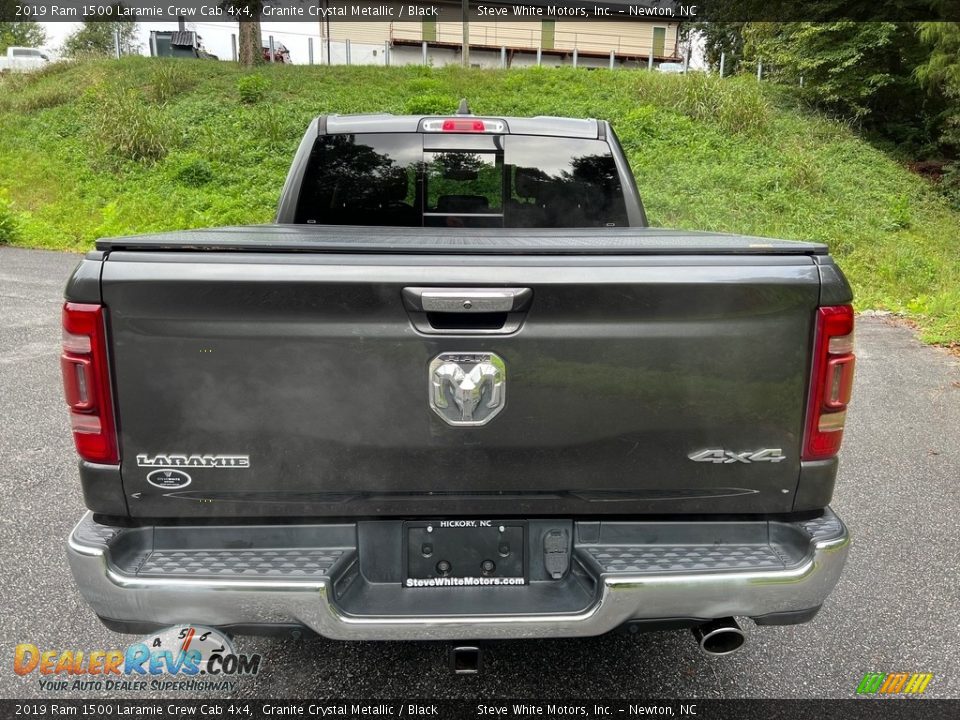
{"left": 323, "top": 113, "right": 602, "bottom": 139}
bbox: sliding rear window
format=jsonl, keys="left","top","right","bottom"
{"left": 294, "top": 133, "right": 628, "bottom": 227}
{"left": 294, "top": 133, "right": 421, "bottom": 227}
{"left": 505, "top": 136, "right": 627, "bottom": 228}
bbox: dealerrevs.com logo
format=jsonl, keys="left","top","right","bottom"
{"left": 13, "top": 626, "right": 261, "bottom": 693}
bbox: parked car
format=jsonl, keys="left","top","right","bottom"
{"left": 63, "top": 107, "right": 853, "bottom": 660}
{"left": 0, "top": 47, "right": 49, "bottom": 73}
{"left": 262, "top": 44, "right": 291, "bottom": 63}
{"left": 656, "top": 61, "right": 685, "bottom": 74}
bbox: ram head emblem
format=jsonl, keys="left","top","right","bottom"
{"left": 429, "top": 352, "right": 506, "bottom": 426}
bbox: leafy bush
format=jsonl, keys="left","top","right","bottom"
{"left": 885, "top": 195, "right": 913, "bottom": 230}
{"left": 237, "top": 74, "right": 268, "bottom": 104}
{"left": 167, "top": 153, "right": 215, "bottom": 187}
{"left": 92, "top": 85, "right": 170, "bottom": 163}
{"left": 0, "top": 192, "right": 19, "bottom": 245}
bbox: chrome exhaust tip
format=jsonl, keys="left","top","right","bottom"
{"left": 692, "top": 617, "right": 746, "bottom": 657}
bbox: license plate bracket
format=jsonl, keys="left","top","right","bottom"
{"left": 404, "top": 521, "right": 527, "bottom": 587}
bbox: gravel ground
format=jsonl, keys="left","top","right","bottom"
{"left": 1, "top": 245, "right": 957, "bottom": 699}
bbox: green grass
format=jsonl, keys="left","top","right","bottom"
{"left": 1, "top": 57, "right": 958, "bottom": 344}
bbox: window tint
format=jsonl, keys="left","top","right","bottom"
{"left": 295, "top": 134, "right": 420, "bottom": 226}
{"left": 423, "top": 151, "right": 504, "bottom": 228}
{"left": 504, "top": 137, "right": 628, "bottom": 227}
{"left": 294, "top": 133, "right": 628, "bottom": 228}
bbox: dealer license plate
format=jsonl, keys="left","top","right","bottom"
{"left": 404, "top": 520, "right": 526, "bottom": 588}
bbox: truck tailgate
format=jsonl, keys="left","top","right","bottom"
{"left": 99, "top": 227, "right": 826, "bottom": 519}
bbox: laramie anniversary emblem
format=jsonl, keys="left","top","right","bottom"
{"left": 137, "top": 454, "right": 250, "bottom": 468}
{"left": 429, "top": 352, "right": 506, "bottom": 426}
{"left": 146, "top": 469, "right": 192, "bottom": 489}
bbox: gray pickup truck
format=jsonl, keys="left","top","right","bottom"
{"left": 63, "top": 109, "right": 854, "bottom": 659}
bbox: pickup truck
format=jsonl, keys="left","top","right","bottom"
{"left": 0, "top": 46, "right": 49, "bottom": 73}
{"left": 63, "top": 109, "right": 853, "bottom": 659}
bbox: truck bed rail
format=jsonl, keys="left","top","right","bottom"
{"left": 95, "top": 225, "right": 829, "bottom": 256}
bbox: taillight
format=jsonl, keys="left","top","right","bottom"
{"left": 442, "top": 119, "right": 485, "bottom": 132}
{"left": 61, "top": 303, "right": 119, "bottom": 464}
{"left": 421, "top": 118, "right": 507, "bottom": 133}
{"left": 803, "top": 305, "right": 855, "bottom": 461}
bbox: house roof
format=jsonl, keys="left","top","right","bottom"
{"left": 169, "top": 31, "right": 197, "bottom": 48}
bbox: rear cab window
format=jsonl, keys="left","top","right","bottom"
{"left": 294, "top": 132, "right": 628, "bottom": 228}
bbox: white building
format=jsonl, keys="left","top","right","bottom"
{"left": 316, "top": 1, "right": 682, "bottom": 68}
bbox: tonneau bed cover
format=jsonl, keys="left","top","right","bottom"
{"left": 95, "top": 225, "right": 829, "bottom": 255}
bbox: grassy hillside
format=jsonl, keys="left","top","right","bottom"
{"left": 1, "top": 57, "right": 958, "bottom": 343}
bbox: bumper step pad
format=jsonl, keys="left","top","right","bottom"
{"left": 67, "top": 510, "right": 849, "bottom": 641}
{"left": 584, "top": 544, "right": 785, "bottom": 573}
{"left": 73, "top": 518, "right": 356, "bottom": 581}
{"left": 136, "top": 548, "right": 347, "bottom": 578}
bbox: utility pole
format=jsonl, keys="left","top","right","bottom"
{"left": 462, "top": 0, "right": 470, "bottom": 67}
{"left": 322, "top": 0, "right": 331, "bottom": 65}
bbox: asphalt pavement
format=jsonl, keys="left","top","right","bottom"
{"left": 1, "top": 245, "right": 958, "bottom": 699}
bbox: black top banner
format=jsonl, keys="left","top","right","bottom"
{"left": 1, "top": 0, "right": 959, "bottom": 23}
{"left": 1, "top": 699, "right": 959, "bottom": 720}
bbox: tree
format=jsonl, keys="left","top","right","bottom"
{"left": 687, "top": 22, "right": 746, "bottom": 75}
{"left": 238, "top": 17, "right": 261, "bottom": 67}
{"left": 744, "top": 23, "right": 913, "bottom": 116}
{"left": 917, "top": 23, "right": 960, "bottom": 157}
{"left": 221, "top": 0, "right": 263, "bottom": 67}
{"left": 917, "top": 23, "right": 960, "bottom": 93}
{"left": 0, "top": 21, "right": 47, "bottom": 52}
{"left": 740, "top": 22, "right": 936, "bottom": 151}
{"left": 62, "top": 7, "right": 139, "bottom": 58}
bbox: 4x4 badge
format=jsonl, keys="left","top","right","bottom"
{"left": 429, "top": 352, "right": 506, "bottom": 427}
{"left": 688, "top": 448, "right": 787, "bottom": 464}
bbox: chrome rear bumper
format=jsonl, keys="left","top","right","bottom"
{"left": 67, "top": 510, "right": 849, "bottom": 641}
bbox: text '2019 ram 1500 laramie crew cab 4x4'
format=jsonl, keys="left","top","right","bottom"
{"left": 63, "top": 109, "right": 853, "bottom": 657}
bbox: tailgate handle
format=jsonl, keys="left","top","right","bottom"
{"left": 404, "top": 288, "right": 532, "bottom": 314}
{"left": 402, "top": 287, "right": 533, "bottom": 335}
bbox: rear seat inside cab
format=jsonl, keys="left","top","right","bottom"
{"left": 435, "top": 195, "right": 491, "bottom": 214}
{"left": 508, "top": 168, "right": 548, "bottom": 227}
